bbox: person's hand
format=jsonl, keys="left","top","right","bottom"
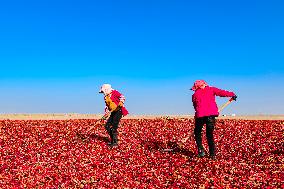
{"left": 118, "top": 101, "right": 124, "bottom": 107}
{"left": 232, "top": 95, "right": 237, "bottom": 101}
{"left": 101, "top": 113, "right": 110, "bottom": 120}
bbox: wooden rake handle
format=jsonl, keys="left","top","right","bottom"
{"left": 85, "top": 113, "right": 111, "bottom": 133}
{"left": 218, "top": 97, "right": 234, "bottom": 113}
{"left": 85, "top": 119, "right": 104, "bottom": 133}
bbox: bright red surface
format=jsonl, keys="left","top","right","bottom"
{"left": 0, "top": 119, "right": 283, "bottom": 188}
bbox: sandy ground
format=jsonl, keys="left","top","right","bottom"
{"left": 0, "top": 114, "right": 283, "bottom": 120}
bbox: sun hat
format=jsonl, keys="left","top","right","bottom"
{"left": 99, "top": 84, "right": 113, "bottom": 95}
{"left": 191, "top": 80, "right": 208, "bottom": 91}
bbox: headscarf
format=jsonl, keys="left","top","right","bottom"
{"left": 191, "top": 80, "right": 208, "bottom": 91}
{"left": 99, "top": 84, "right": 113, "bottom": 95}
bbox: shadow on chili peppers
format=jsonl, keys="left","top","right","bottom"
{"left": 89, "top": 133, "right": 109, "bottom": 143}
{"left": 75, "top": 133, "right": 109, "bottom": 144}
{"left": 143, "top": 140, "right": 194, "bottom": 157}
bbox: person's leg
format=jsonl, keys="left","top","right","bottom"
{"left": 194, "top": 117, "right": 205, "bottom": 157}
{"left": 105, "top": 113, "right": 114, "bottom": 144}
{"left": 206, "top": 116, "right": 216, "bottom": 159}
{"left": 109, "top": 109, "right": 123, "bottom": 146}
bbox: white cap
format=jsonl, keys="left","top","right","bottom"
{"left": 99, "top": 84, "right": 113, "bottom": 95}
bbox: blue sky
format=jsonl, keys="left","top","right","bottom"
{"left": 0, "top": 0, "right": 283, "bottom": 115}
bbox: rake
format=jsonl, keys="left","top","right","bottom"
{"left": 76, "top": 116, "right": 107, "bottom": 141}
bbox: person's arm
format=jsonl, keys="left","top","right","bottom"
{"left": 118, "top": 93, "right": 126, "bottom": 107}
{"left": 113, "top": 90, "right": 126, "bottom": 108}
{"left": 212, "top": 87, "right": 236, "bottom": 98}
{"left": 101, "top": 106, "right": 110, "bottom": 120}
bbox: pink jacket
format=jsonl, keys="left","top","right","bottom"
{"left": 192, "top": 86, "right": 235, "bottom": 118}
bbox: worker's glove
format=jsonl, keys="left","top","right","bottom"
{"left": 232, "top": 95, "right": 237, "bottom": 101}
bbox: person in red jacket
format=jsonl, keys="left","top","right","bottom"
{"left": 191, "top": 80, "right": 237, "bottom": 159}
{"left": 99, "top": 84, "right": 129, "bottom": 147}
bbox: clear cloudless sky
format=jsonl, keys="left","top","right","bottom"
{"left": 0, "top": 0, "right": 283, "bottom": 115}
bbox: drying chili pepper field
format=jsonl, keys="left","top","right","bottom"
{"left": 0, "top": 118, "right": 283, "bottom": 188}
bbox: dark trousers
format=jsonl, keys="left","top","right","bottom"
{"left": 194, "top": 116, "right": 216, "bottom": 156}
{"left": 105, "top": 109, "right": 123, "bottom": 144}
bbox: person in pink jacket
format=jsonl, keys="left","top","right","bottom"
{"left": 99, "top": 84, "right": 129, "bottom": 147}
{"left": 191, "top": 80, "right": 237, "bottom": 159}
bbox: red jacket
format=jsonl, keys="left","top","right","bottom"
{"left": 104, "top": 90, "right": 129, "bottom": 116}
{"left": 192, "top": 86, "right": 235, "bottom": 118}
